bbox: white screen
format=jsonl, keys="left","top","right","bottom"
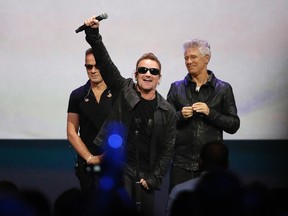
{"left": 0, "top": 0, "right": 287, "bottom": 139}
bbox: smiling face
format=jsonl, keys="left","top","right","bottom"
{"left": 135, "top": 59, "right": 161, "bottom": 95}
{"left": 184, "top": 47, "right": 210, "bottom": 77}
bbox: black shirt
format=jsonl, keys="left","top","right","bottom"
{"left": 67, "top": 81, "right": 113, "bottom": 157}
{"left": 126, "top": 95, "right": 157, "bottom": 172}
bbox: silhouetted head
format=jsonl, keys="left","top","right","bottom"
{"left": 200, "top": 141, "right": 229, "bottom": 171}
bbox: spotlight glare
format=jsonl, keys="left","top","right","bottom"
{"left": 108, "top": 134, "right": 123, "bottom": 148}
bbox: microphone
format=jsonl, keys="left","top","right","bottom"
{"left": 75, "top": 13, "right": 108, "bottom": 33}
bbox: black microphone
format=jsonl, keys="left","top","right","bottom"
{"left": 75, "top": 13, "right": 108, "bottom": 33}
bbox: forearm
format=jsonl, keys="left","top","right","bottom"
{"left": 68, "top": 134, "right": 102, "bottom": 164}
{"left": 85, "top": 27, "right": 124, "bottom": 89}
{"left": 68, "top": 134, "right": 92, "bottom": 161}
{"left": 85, "top": 27, "right": 110, "bottom": 74}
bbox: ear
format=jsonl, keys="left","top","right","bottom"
{"left": 158, "top": 74, "right": 162, "bottom": 85}
{"left": 134, "top": 71, "right": 138, "bottom": 82}
{"left": 205, "top": 54, "right": 210, "bottom": 64}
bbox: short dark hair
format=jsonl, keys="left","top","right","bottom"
{"left": 136, "top": 52, "right": 162, "bottom": 73}
{"left": 85, "top": 48, "right": 93, "bottom": 57}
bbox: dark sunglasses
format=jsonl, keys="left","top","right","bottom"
{"left": 137, "top": 67, "right": 160, "bottom": 76}
{"left": 85, "top": 64, "right": 98, "bottom": 70}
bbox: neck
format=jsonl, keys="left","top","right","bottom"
{"left": 90, "top": 81, "right": 107, "bottom": 102}
{"left": 193, "top": 71, "right": 208, "bottom": 87}
{"left": 141, "top": 92, "right": 156, "bottom": 100}
{"left": 136, "top": 85, "right": 156, "bottom": 100}
{"left": 91, "top": 81, "right": 107, "bottom": 90}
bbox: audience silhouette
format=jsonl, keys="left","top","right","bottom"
{"left": 1, "top": 163, "right": 287, "bottom": 216}
{"left": 166, "top": 141, "right": 230, "bottom": 216}
{"left": 167, "top": 140, "right": 288, "bottom": 216}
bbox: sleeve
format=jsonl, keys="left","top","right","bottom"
{"left": 167, "top": 83, "right": 189, "bottom": 124}
{"left": 85, "top": 27, "right": 125, "bottom": 91}
{"left": 207, "top": 84, "right": 240, "bottom": 134}
{"left": 67, "top": 90, "right": 79, "bottom": 113}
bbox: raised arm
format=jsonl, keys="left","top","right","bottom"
{"left": 83, "top": 15, "right": 125, "bottom": 90}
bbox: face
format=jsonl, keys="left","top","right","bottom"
{"left": 184, "top": 47, "right": 209, "bottom": 76}
{"left": 135, "top": 59, "right": 161, "bottom": 93}
{"left": 85, "top": 53, "right": 104, "bottom": 84}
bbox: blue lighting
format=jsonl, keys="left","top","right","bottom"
{"left": 108, "top": 134, "right": 123, "bottom": 149}
{"left": 100, "top": 176, "right": 114, "bottom": 191}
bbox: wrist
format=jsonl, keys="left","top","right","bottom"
{"left": 86, "top": 154, "right": 94, "bottom": 163}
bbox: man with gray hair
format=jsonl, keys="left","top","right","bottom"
{"left": 167, "top": 38, "right": 240, "bottom": 192}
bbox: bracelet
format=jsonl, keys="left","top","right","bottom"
{"left": 86, "top": 155, "right": 93, "bottom": 163}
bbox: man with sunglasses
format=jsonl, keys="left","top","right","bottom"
{"left": 82, "top": 15, "right": 177, "bottom": 216}
{"left": 67, "top": 48, "right": 114, "bottom": 194}
{"left": 166, "top": 39, "right": 240, "bottom": 192}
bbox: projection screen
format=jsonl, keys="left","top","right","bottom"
{"left": 0, "top": 0, "right": 287, "bottom": 139}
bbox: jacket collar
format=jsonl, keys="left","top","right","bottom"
{"left": 125, "top": 80, "right": 169, "bottom": 111}
{"left": 184, "top": 70, "right": 217, "bottom": 88}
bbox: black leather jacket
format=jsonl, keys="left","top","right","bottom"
{"left": 85, "top": 28, "right": 177, "bottom": 190}
{"left": 167, "top": 72, "right": 240, "bottom": 171}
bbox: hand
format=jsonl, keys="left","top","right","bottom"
{"left": 84, "top": 15, "right": 100, "bottom": 28}
{"left": 182, "top": 105, "right": 193, "bottom": 119}
{"left": 86, "top": 153, "right": 104, "bottom": 165}
{"left": 192, "top": 102, "right": 210, "bottom": 116}
{"left": 140, "top": 178, "right": 149, "bottom": 190}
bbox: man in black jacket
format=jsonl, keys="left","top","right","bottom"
{"left": 83, "top": 15, "right": 177, "bottom": 216}
{"left": 167, "top": 38, "right": 240, "bottom": 192}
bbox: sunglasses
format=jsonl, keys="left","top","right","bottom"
{"left": 85, "top": 64, "right": 98, "bottom": 70}
{"left": 137, "top": 67, "right": 160, "bottom": 76}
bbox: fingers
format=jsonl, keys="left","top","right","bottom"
{"left": 86, "top": 155, "right": 102, "bottom": 165}
{"left": 140, "top": 179, "right": 149, "bottom": 190}
{"left": 182, "top": 102, "right": 209, "bottom": 117}
{"left": 192, "top": 102, "right": 209, "bottom": 115}
{"left": 84, "top": 15, "right": 99, "bottom": 27}
{"left": 182, "top": 106, "right": 193, "bottom": 119}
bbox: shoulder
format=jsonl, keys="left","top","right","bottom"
{"left": 210, "top": 71, "right": 232, "bottom": 90}
{"left": 208, "top": 70, "right": 230, "bottom": 86}
{"left": 169, "top": 180, "right": 194, "bottom": 198}
{"left": 157, "top": 93, "right": 176, "bottom": 112}
{"left": 171, "top": 78, "right": 186, "bottom": 87}
{"left": 174, "top": 177, "right": 202, "bottom": 193}
{"left": 169, "top": 74, "right": 191, "bottom": 91}
{"left": 70, "top": 82, "right": 90, "bottom": 98}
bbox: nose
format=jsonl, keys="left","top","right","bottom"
{"left": 145, "top": 70, "right": 152, "bottom": 75}
{"left": 91, "top": 66, "right": 98, "bottom": 72}
{"left": 186, "top": 57, "right": 193, "bottom": 64}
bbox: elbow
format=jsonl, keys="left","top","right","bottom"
{"left": 227, "top": 120, "right": 240, "bottom": 134}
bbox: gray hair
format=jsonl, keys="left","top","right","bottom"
{"left": 183, "top": 39, "right": 211, "bottom": 57}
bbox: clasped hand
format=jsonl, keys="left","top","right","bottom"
{"left": 182, "top": 102, "right": 209, "bottom": 119}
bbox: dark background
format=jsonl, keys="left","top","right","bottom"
{"left": 1, "top": 139, "right": 287, "bottom": 216}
